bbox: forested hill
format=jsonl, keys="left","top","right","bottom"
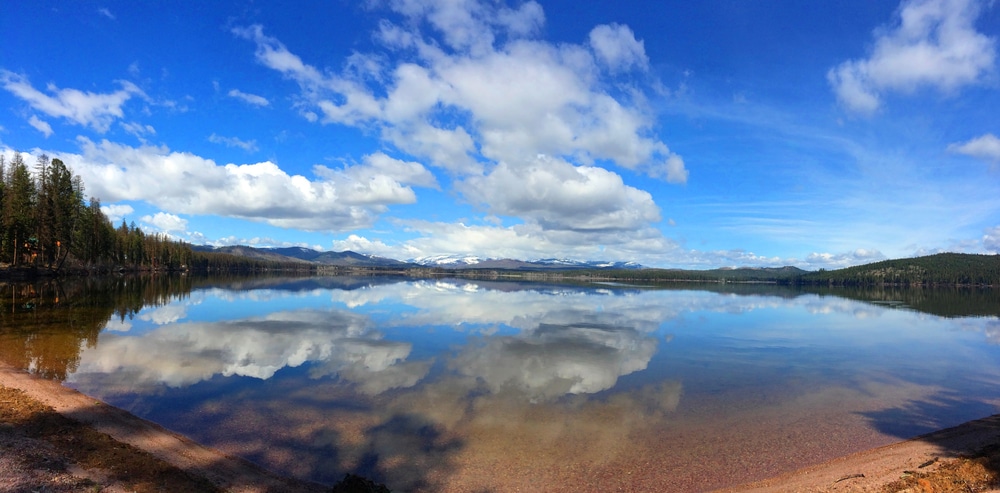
{"left": 795, "top": 253, "right": 1000, "bottom": 286}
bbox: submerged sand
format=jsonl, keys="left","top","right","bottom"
{"left": 2, "top": 360, "right": 999, "bottom": 492}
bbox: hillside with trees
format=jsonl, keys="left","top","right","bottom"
{"left": 795, "top": 253, "right": 1000, "bottom": 286}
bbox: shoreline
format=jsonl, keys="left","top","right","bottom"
{"left": 0, "top": 361, "right": 326, "bottom": 493}
{"left": 2, "top": 361, "right": 998, "bottom": 492}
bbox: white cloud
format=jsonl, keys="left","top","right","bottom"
{"left": 460, "top": 155, "right": 660, "bottom": 232}
{"left": 138, "top": 304, "right": 188, "bottom": 325}
{"left": 984, "top": 226, "right": 1000, "bottom": 252}
{"left": 828, "top": 0, "right": 997, "bottom": 113}
{"left": 452, "top": 322, "right": 658, "bottom": 399}
{"left": 54, "top": 138, "right": 436, "bottom": 232}
{"left": 104, "top": 318, "right": 132, "bottom": 332}
{"left": 589, "top": 23, "right": 649, "bottom": 73}
{"left": 121, "top": 121, "right": 155, "bottom": 141}
{"left": 0, "top": 71, "right": 145, "bottom": 132}
{"left": 100, "top": 203, "right": 134, "bottom": 223}
{"left": 228, "top": 88, "right": 270, "bottom": 107}
{"left": 331, "top": 234, "right": 399, "bottom": 257}
{"left": 232, "top": 25, "right": 326, "bottom": 89}
{"left": 201, "top": 235, "right": 318, "bottom": 250}
{"left": 805, "top": 249, "right": 887, "bottom": 268}
{"left": 392, "top": 219, "right": 679, "bottom": 263}
{"left": 383, "top": 0, "right": 545, "bottom": 55}
{"left": 208, "top": 133, "right": 259, "bottom": 152}
{"left": 234, "top": 1, "right": 687, "bottom": 239}
{"left": 73, "top": 308, "right": 423, "bottom": 391}
{"left": 97, "top": 7, "right": 115, "bottom": 20}
{"left": 140, "top": 212, "right": 188, "bottom": 233}
{"left": 948, "top": 133, "right": 1000, "bottom": 164}
{"left": 317, "top": 151, "right": 439, "bottom": 189}
{"left": 660, "top": 154, "right": 689, "bottom": 184}
{"left": 28, "top": 115, "right": 53, "bottom": 137}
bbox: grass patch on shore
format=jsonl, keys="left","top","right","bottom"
{"left": 879, "top": 445, "right": 1000, "bottom": 493}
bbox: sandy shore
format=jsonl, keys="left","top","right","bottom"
{"left": 2, "top": 360, "right": 999, "bottom": 492}
{"left": 0, "top": 361, "right": 326, "bottom": 493}
{"left": 716, "top": 414, "right": 1000, "bottom": 492}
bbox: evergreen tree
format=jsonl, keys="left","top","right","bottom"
{"left": 3, "top": 152, "right": 37, "bottom": 266}
{"left": 47, "top": 158, "right": 81, "bottom": 270}
{"left": 0, "top": 154, "right": 6, "bottom": 263}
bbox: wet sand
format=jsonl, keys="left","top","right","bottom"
{"left": 0, "top": 361, "right": 325, "bottom": 493}
{"left": 3, "top": 360, "right": 999, "bottom": 492}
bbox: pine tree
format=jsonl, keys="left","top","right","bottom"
{"left": 48, "top": 158, "right": 80, "bottom": 270}
{"left": 0, "top": 154, "right": 6, "bottom": 263}
{"left": 34, "top": 154, "right": 54, "bottom": 266}
{"left": 3, "top": 152, "right": 37, "bottom": 266}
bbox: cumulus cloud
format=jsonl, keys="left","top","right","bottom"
{"left": 393, "top": 219, "right": 678, "bottom": 263}
{"left": 104, "top": 318, "right": 132, "bottom": 332}
{"left": 138, "top": 304, "right": 188, "bottom": 325}
{"left": 984, "top": 226, "right": 1000, "bottom": 252}
{"left": 203, "top": 235, "right": 319, "bottom": 250}
{"left": 460, "top": 156, "right": 660, "bottom": 232}
{"left": 233, "top": 0, "right": 687, "bottom": 242}
{"left": 227, "top": 88, "right": 270, "bottom": 107}
{"left": 316, "top": 152, "right": 439, "bottom": 191}
{"left": 53, "top": 138, "right": 436, "bottom": 232}
{"left": 805, "top": 248, "right": 886, "bottom": 268}
{"left": 0, "top": 70, "right": 145, "bottom": 132}
{"left": 208, "top": 133, "right": 259, "bottom": 152}
{"left": 382, "top": 0, "right": 546, "bottom": 54}
{"left": 948, "top": 133, "right": 1000, "bottom": 164}
{"left": 74, "top": 309, "right": 426, "bottom": 391}
{"left": 453, "top": 322, "right": 658, "bottom": 400}
{"left": 28, "top": 115, "right": 53, "bottom": 137}
{"left": 100, "top": 203, "right": 134, "bottom": 223}
{"left": 589, "top": 23, "right": 649, "bottom": 73}
{"left": 140, "top": 212, "right": 188, "bottom": 234}
{"left": 828, "top": 0, "right": 996, "bottom": 113}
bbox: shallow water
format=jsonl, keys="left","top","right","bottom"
{"left": 4, "top": 277, "right": 1000, "bottom": 491}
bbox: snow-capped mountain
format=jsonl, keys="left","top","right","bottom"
{"left": 412, "top": 254, "right": 485, "bottom": 267}
{"left": 411, "top": 255, "right": 643, "bottom": 270}
{"left": 196, "top": 246, "right": 643, "bottom": 270}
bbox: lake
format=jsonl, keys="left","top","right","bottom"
{"left": 2, "top": 276, "right": 999, "bottom": 491}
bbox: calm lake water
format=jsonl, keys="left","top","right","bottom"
{"left": 2, "top": 276, "right": 999, "bottom": 491}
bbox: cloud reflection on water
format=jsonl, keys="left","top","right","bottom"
{"left": 76, "top": 309, "right": 425, "bottom": 390}
{"left": 61, "top": 279, "right": 1000, "bottom": 491}
{"left": 79, "top": 280, "right": 1000, "bottom": 399}
{"left": 453, "top": 321, "right": 658, "bottom": 399}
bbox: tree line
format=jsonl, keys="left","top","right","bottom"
{"left": 793, "top": 253, "right": 1000, "bottom": 287}
{"left": 0, "top": 151, "right": 311, "bottom": 275}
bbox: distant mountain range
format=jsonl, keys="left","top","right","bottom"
{"left": 193, "top": 246, "right": 644, "bottom": 270}
{"left": 189, "top": 247, "right": 1000, "bottom": 285}
{"left": 410, "top": 254, "right": 643, "bottom": 270}
{"left": 192, "top": 245, "right": 409, "bottom": 267}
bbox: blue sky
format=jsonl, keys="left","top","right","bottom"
{"left": 2, "top": 0, "right": 999, "bottom": 269}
